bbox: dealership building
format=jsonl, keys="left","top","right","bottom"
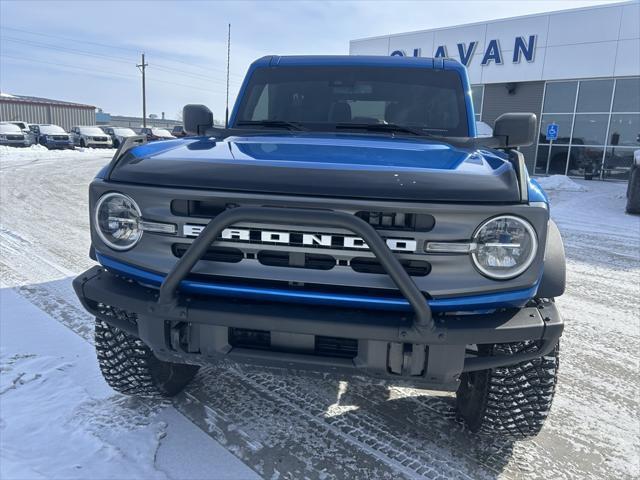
{"left": 350, "top": 1, "right": 639, "bottom": 180}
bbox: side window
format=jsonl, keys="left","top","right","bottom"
{"left": 251, "top": 85, "right": 270, "bottom": 121}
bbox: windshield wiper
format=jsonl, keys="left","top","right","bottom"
{"left": 236, "top": 120, "right": 308, "bottom": 131}
{"left": 335, "top": 123, "right": 436, "bottom": 138}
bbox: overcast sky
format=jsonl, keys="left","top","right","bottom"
{"left": 0, "top": 0, "right": 619, "bottom": 121}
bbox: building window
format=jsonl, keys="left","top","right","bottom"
{"left": 471, "top": 85, "right": 484, "bottom": 122}
{"left": 535, "top": 77, "right": 640, "bottom": 180}
{"left": 608, "top": 114, "right": 640, "bottom": 147}
{"left": 576, "top": 80, "right": 614, "bottom": 113}
{"left": 572, "top": 114, "right": 609, "bottom": 146}
{"left": 613, "top": 78, "right": 640, "bottom": 113}
{"left": 543, "top": 81, "right": 577, "bottom": 113}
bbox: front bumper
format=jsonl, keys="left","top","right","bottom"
{"left": 0, "top": 140, "right": 29, "bottom": 147}
{"left": 74, "top": 265, "right": 563, "bottom": 390}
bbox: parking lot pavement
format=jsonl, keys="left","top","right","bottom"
{"left": 1, "top": 148, "right": 638, "bottom": 479}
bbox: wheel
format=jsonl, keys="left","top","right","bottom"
{"left": 80, "top": 138, "right": 86, "bottom": 148}
{"left": 455, "top": 340, "right": 559, "bottom": 440}
{"left": 113, "top": 139, "right": 120, "bottom": 148}
{"left": 95, "top": 318, "right": 199, "bottom": 397}
{"left": 626, "top": 165, "right": 640, "bottom": 214}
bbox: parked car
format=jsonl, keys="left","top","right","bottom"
{"left": 139, "top": 127, "right": 175, "bottom": 141}
{"left": 29, "top": 124, "right": 74, "bottom": 149}
{"left": 70, "top": 126, "right": 113, "bottom": 148}
{"left": 100, "top": 126, "right": 138, "bottom": 148}
{"left": 171, "top": 125, "right": 188, "bottom": 137}
{"left": 0, "top": 122, "right": 29, "bottom": 147}
{"left": 8, "top": 121, "right": 36, "bottom": 145}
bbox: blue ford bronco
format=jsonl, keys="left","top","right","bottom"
{"left": 74, "top": 55, "right": 565, "bottom": 439}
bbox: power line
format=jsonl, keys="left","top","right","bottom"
{"left": 1, "top": 36, "right": 133, "bottom": 64}
{"left": 0, "top": 54, "right": 228, "bottom": 93}
{"left": 0, "top": 25, "right": 244, "bottom": 79}
{"left": 1, "top": 35, "right": 243, "bottom": 87}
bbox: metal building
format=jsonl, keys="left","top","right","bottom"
{"left": 96, "top": 111, "right": 181, "bottom": 129}
{"left": 0, "top": 93, "right": 95, "bottom": 131}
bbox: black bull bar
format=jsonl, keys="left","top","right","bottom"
{"left": 75, "top": 206, "right": 563, "bottom": 374}
{"left": 157, "top": 206, "right": 434, "bottom": 328}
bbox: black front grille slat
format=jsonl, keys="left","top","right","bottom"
{"left": 257, "top": 251, "right": 335, "bottom": 270}
{"left": 355, "top": 211, "right": 435, "bottom": 232}
{"left": 172, "top": 244, "right": 243, "bottom": 263}
{"left": 350, "top": 257, "right": 431, "bottom": 277}
{"left": 228, "top": 327, "right": 359, "bottom": 359}
{"left": 171, "top": 199, "right": 228, "bottom": 217}
{"left": 315, "top": 336, "right": 358, "bottom": 358}
{"left": 229, "top": 327, "right": 270, "bottom": 349}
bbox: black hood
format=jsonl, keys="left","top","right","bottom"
{"left": 108, "top": 134, "right": 520, "bottom": 203}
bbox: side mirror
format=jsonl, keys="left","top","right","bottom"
{"left": 183, "top": 104, "right": 214, "bottom": 136}
{"left": 493, "top": 113, "right": 537, "bottom": 148}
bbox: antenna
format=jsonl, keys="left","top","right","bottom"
{"left": 225, "top": 23, "right": 231, "bottom": 128}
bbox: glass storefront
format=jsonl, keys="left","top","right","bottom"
{"left": 535, "top": 77, "right": 640, "bottom": 180}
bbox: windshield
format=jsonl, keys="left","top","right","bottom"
{"left": 235, "top": 66, "right": 469, "bottom": 137}
{"left": 79, "top": 127, "right": 105, "bottom": 136}
{"left": 39, "top": 125, "right": 66, "bottom": 134}
{"left": 0, "top": 124, "right": 22, "bottom": 133}
{"left": 114, "top": 128, "right": 136, "bottom": 136}
{"left": 151, "top": 128, "right": 171, "bottom": 136}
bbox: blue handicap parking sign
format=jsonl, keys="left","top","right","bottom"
{"left": 546, "top": 123, "right": 559, "bottom": 141}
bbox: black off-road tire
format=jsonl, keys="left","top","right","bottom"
{"left": 626, "top": 165, "right": 640, "bottom": 214}
{"left": 95, "top": 318, "right": 199, "bottom": 397}
{"left": 455, "top": 340, "right": 559, "bottom": 440}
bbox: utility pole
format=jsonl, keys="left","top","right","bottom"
{"left": 137, "top": 53, "right": 148, "bottom": 128}
{"left": 225, "top": 24, "right": 231, "bottom": 128}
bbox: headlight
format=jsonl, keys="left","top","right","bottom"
{"left": 471, "top": 215, "right": 537, "bottom": 280}
{"left": 94, "top": 193, "right": 142, "bottom": 250}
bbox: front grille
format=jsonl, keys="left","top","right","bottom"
{"left": 228, "top": 327, "right": 358, "bottom": 359}
{"left": 174, "top": 243, "right": 430, "bottom": 277}
{"left": 6, "top": 135, "right": 24, "bottom": 140}
{"left": 93, "top": 136, "right": 108, "bottom": 141}
{"left": 52, "top": 135, "right": 68, "bottom": 140}
{"left": 171, "top": 199, "right": 435, "bottom": 233}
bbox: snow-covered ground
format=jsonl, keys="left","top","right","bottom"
{"left": 1, "top": 146, "right": 638, "bottom": 479}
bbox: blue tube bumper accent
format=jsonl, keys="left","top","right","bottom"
{"left": 96, "top": 253, "right": 537, "bottom": 313}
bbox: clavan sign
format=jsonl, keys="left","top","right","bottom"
{"left": 390, "top": 35, "right": 537, "bottom": 67}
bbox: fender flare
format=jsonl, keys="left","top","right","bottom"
{"left": 537, "top": 219, "right": 566, "bottom": 299}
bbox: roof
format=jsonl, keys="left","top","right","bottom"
{"left": 252, "top": 55, "right": 464, "bottom": 72}
{"left": 350, "top": 0, "right": 635, "bottom": 43}
{"left": 0, "top": 92, "right": 95, "bottom": 109}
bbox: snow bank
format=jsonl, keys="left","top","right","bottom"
{"left": 536, "top": 175, "right": 588, "bottom": 192}
{"left": 0, "top": 145, "right": 115, "bottom": 164}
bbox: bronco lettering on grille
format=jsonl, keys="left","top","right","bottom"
{"left": 183, "top": 225, "right": 418, "bottom": 252}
